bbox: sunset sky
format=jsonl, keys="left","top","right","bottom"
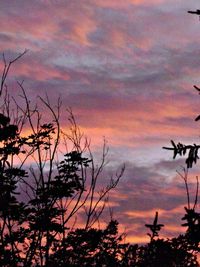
{"left": 1, "top": 0, "right": 200, "bottom": 243}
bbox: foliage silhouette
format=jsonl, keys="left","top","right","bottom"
{"left": 0, "top": 52, "right": 125, "bottom": 266}
{"left": 145, "top": 211, "right": 164, "bottom": 242}
{"left": 163, "top": 91, "right": 200, "bottom": 260}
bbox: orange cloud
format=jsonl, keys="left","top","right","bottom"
{"left": 126, "top": 234, "right": 149, "bottom": 244}
{"left": 11, "top": 59, "right": 70, "bottom": 81}
{"left": 94, "top": 0, "right": 168, "bottom": 8}
{"left": 70, "top": 18, "right": 97, "bottom": 46}
{"left": 130, "top": 0, "right": 167, "bottom": 5}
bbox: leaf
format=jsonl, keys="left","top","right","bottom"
{"left": 194, "top": 85, "right": 200, "bottom": 93}
{"left": 195, "top": 115, "right": 200, "bottom": 121}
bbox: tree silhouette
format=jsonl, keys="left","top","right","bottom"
{"left": 145, "top": 211, "right": 164, "bottom": 242}
{"left": 0, "top": 52, "right": 125, "bottom": 266}
{"left": 163, "top": 89, "right": 200, "bottom": 258}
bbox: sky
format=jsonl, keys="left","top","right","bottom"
{"left": 1, "top": 0, "right": 200, "bottom": 243}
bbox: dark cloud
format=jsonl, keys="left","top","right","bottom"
{"left": 154, "top": 158, "right": 185, "bottom": 171}
{"left": 104, "top": 160, "right": 188, "bottom": 240}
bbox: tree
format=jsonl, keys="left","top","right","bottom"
{"left": 49, "top": 220, "right": 128, "bottom": 267}
{"left": 163, "top": 88, "right": 200, "bottom": 255}
{"left": 0, "top": 51, "right": 125, "bottom": 266}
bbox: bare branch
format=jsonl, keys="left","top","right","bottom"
{"left": 1, "top": 50, "right": 28, "bottom": 96}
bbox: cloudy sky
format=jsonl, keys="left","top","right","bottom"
{"left": 1, "top": 0, "right": 200, "bottom": 243}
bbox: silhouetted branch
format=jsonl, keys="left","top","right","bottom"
{"left": 188, "top": 9, "right": 200, "bottom": 15}
{"left": 1, "top": 50, "right": 28, "bottom": 96}
{"left": 176, "top": 168, "right": 191, "bottom": 209}
{"left": 145, "top": 211, "right": 164, "bottom": 242}
{"left": 163, "top": 140, "right": 200, "bottom": 168}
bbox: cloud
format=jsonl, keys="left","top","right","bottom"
{"left": 106, "top": 163, "right": 188, "bottom": 241}
{"left": 1, "top": 0, "right": 200, "bottom": 243}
